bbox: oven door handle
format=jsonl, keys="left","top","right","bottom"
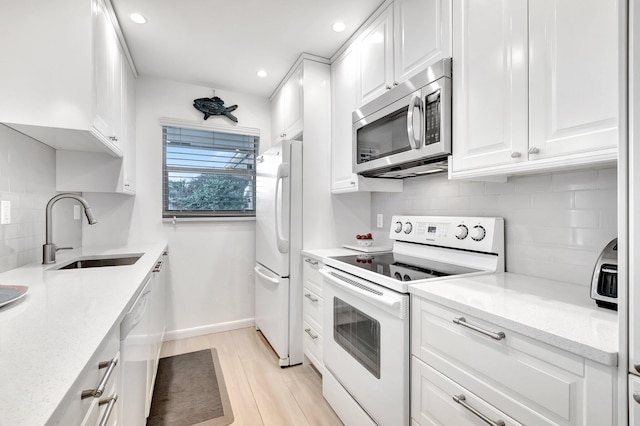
{"left": 319, "top": 268, "right": 408, "bottom": 319}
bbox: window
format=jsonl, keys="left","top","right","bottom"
{"left": 162, "top": 125, "right": 259, "bottom": 218}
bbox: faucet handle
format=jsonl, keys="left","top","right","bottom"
{"left": 55, "top": 246, "right": 73, "bottom": 252}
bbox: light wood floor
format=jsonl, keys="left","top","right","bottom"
{"left": 159, "top": 327, "right": 343, "bottom": 426}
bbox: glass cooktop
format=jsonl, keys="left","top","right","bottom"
{"left": 330, "top": 252, "right": 481, "bottom": 282}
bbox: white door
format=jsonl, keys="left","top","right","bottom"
{"left": 393, "top": 0, "right": 451, "bottom": 83}
{"left": 254, "top": 264, "right": 290, "bottom": 363}
{"left": 450, "top": 0, "right": 528, "bottom": 172}
{"left": 255, "top": 140, "right": 291, "bottom": 277}
{"left": 359, "top": 5, "right": 394, "bottom": 106}
{"left": 528, "top": 0, "right": 618, "bottom": 160}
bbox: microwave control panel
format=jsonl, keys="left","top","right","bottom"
{"left": 425, "top": 90, "right": 441, "bottom": 146}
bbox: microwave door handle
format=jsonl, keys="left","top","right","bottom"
{"left": 275, "top": 162, "right": 289, "bottom": 253}
{"left": 406, "top": 94, "right": 424, "bottom": 150}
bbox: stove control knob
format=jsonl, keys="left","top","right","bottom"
{"left": 455, "top": 224, "right": 468, "bottom": 240}
{"left": 403, "top": 222, "right": 413, "bottom": 234}
{"left": 471, "top": 225, "right": 486, "bottom": 241}
{"left": 394, "top": 221, "right": 403, "bottom": 233}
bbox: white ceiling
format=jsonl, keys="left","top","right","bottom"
{"left": 111, "top": 0, "right": 383, "bottom": 98}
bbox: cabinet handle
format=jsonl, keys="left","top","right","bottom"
{"left": 510, "top": 151, "right": 522, "bottom": 158}
{"left": 453, "top": 394, "right": 505, "bottom": 426}
{"left": 393, "top": 81, "right": 399, "bottom": 86}
{"left": 634, "top": 363, "right": 640, "bottom": 374}
{"left": 304, "top": 258, "right": 319, "bottom": 266}
{"left": 528, "top": 146, "right": 540, "bottom": 154}
{"left": 385, "top": 85, "right": 392, "bottom": 90}
{"left": 98, "top": 395, "right": 118, "bottom": 426}
{"left": 453, "top": 317, "right": 505, "bottom": 341}
{"left": 634, "top": 392, "right": 640, "bottom": 404}
{"left": 304, "top": 293, "right": 318, "bottom": 303}
{"left": 304, "top": 328, "right": 319, "bottom": 339}
{"left": 82, "top": 357, "right": 118, "bottom": 399}
{"left": 108, "top": 136, "right": 118, "bottom": 142}
{"left": 350, "top": 180, "right": 355, "bottom": 185}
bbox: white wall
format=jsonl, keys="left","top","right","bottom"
{"left": 0, "top": 124, "right": 81, "bottom": 272}
{"left": 82, "top": 77, "right": 271, "bottom": 339}
{"left": 371, "top": 167, "right": 617, "bottom": 286}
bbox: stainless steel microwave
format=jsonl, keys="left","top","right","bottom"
{"left": 352, "top": 58, "right": 451, "bottom": 178}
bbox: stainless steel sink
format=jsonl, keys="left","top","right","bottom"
{"left": 53, "top": 254, "right": 143, "bottom": 270}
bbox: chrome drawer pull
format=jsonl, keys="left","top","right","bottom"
{"left": 98, "top": 395, "right": 118, "bottom": 426}
{"left": 304, "top": 328, "right": 319, "bottom": 339}
{"left": 453, "top": 394, "right": 505, "bottom": 426}
{"left": 634, "top": 392, "right": 640, "bottom": 404}
{"left": 453, "top": 317, "right": 505, "bottom": 341}
{"left": 304, "top": 293, "right": 318, "bottom": 303}
{"left": 82, "top": 357, "right": 118, "bottom": 399}
{"left": 304, "top": 258, "right": 319, "bottom": 266}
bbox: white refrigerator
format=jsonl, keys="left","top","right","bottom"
{"left": 254, "top": 140, "right": 303, "bottom": 367}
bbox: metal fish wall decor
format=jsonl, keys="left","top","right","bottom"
{"left": 193, "top": 96, "right": 239, "bottom": 122}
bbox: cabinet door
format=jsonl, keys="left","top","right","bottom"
{"left": 631, "top": 376, "right": 640, "bottom": 425}
{"left": 270, "top": 90, "right": 284, "bottom": 142}
{"left": 122, "top": 59, "right": 136, "bottom": 193}
{"left": 451, "top": 0, "right": 528, "bottom": 172}
{"left": 331, "top": 44, "right": 360, "bottom": 192}
{"left": 358, "top": 6, "right": 394, "bottom": 106}
{"left": 394, "top": 0, "right": 452, "bottom": 83}
{"left": 528, "top": 0, "right": 618, "bottom": 160}
{"left": 283, "top": 65, "right": 303, "bottom": 139}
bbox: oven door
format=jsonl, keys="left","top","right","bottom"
{"left": 320, "top": 267, "right": 410, "bottom": 426}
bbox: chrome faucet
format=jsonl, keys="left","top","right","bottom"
{"left": 43, "top": 193, "right": 98, "bottom": 264}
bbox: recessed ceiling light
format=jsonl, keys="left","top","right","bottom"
{"left": 257, "top": 70, "right": 268, "bottom": 78}
{"left": 130, "top": 13, "right": 147, "bottom": 24}
{"left": 332, "top": 21, "right": 346, "bottom": 33}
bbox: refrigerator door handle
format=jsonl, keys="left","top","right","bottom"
{"left": 254, "top": 266, "right": 280, "bottom": 285}
{"left": 275, "top": 162, "right": 290, "bottom": 253}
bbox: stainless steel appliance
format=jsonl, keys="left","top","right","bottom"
{"left": 590, "top": 238, "right": 618, "bottom": 310}
{"left": 352, "top": 58, "right": 452, "bottom": 179}
{"left": 254, "top": 140, "right": 303, "bottom": 367}
{"left": 321, "top": 215, "right": 505, "bottom": 426}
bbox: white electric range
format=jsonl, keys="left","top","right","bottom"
{"left": 320, "top": 215, "right": 505, "bottom": 426}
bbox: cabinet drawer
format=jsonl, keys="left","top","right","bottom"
{"left": 412, "top": 297, "right": 590, "bottom": 425}
{"left": 303, "top": 256, "right": 322, "bottom": 294}
{"left": 303, "top": 320, "right": 323, "bottom": 367}
{"left": 303, "top": 286, "right": 323, "bottom": 331}
{"left": 412, "top": 356, "right": 521, "bottom": 425}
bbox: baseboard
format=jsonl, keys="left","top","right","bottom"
{"left": 163, "top": 318, "right": 255, "bottom": 342}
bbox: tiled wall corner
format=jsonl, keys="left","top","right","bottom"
{"left": 0, "top": 125, "right": 81, "bottom": 273}
{"left": 371, "top": 167, "right": 617, "bottom": 287}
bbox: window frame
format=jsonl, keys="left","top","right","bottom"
{"left": 160, "top": 118, "right": 260, "bottom": 220}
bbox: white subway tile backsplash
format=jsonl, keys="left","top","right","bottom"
{"left": 0, "top": 125, "right": 81, "bottom": 273}
{"left": 371, "top": 166, "right": 617, "bottom": 286}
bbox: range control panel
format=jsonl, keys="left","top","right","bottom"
{"left": 389, "top": 215, "right": 504, "bottom": 254}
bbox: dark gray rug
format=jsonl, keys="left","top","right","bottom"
{"left": 147, "top": 349, "right": 234, "bottom": 426}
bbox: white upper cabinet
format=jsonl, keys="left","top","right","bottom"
{"left": 450, "top": 0, "right": 529, "bottom": 172}
{"left": 271, "top": 65, "right": 304, "bottom": 143}
{"left": 0, "top": 0, "right": 130, "bottom": 157}
{"left": 394, "top": 0, "right": 452, "bottom": 83}
{"left": 451, "top": 0, "right": 619, "bottom": 178}
{"left": 358, "top": 6, "right": 395, "bottom": 106}
{"left": 331, "top": 44, "right": 402, "bottom": 193}
{"left": 357, "top": 1, "right": 452, "bottom": 107}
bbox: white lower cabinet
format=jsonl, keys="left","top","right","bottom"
{"left": 411, "top": 296, "right": 617, "bottom": 425}
{"left": 630, "top": 375, "right": 640, "bottom": 424}
{"left": 302, "top": 256, "right": 325, "bottom": 373}
{"left": 58, "top": 326, "right": 121, "bottom": 425}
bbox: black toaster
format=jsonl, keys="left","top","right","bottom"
{"left": 590, "top": 238, "right": 618, "bottom": 310}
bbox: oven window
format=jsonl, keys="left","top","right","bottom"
{"left": 356, "top": 106, "right": 412, "bottom": 164}
{"left": 333, "top": 297, "right": 381, "bottom": 379}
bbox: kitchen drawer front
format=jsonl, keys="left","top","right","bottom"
{"left": 303, "top": 319, "right": 323, "bottom": 368}
{"left": 412, "top": 297, "right": 586, "bottom": 425}
{"left": 631, "top": 375, "right": 640, "bottom": 425}
{"left": 303, "top": 256, "right": 322, "bottom": 295}
{"left": 303, "top": 286, "right": 323, "bottom": 331}
{"left": 412, "top": 356, "right": 522, "bottom": 426}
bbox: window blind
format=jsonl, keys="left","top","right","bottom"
{"left": 162, "top": 126, "right": 259, "bottom": 218}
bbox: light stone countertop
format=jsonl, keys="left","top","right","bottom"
{"left": 301, "top": 247, "right": 366, "bottom": 260}
{"left": 0, "top": 242, "right": 167, "bottom": 425}
{"left": 409, "top": 272, "right": 618, "bottom": 366}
